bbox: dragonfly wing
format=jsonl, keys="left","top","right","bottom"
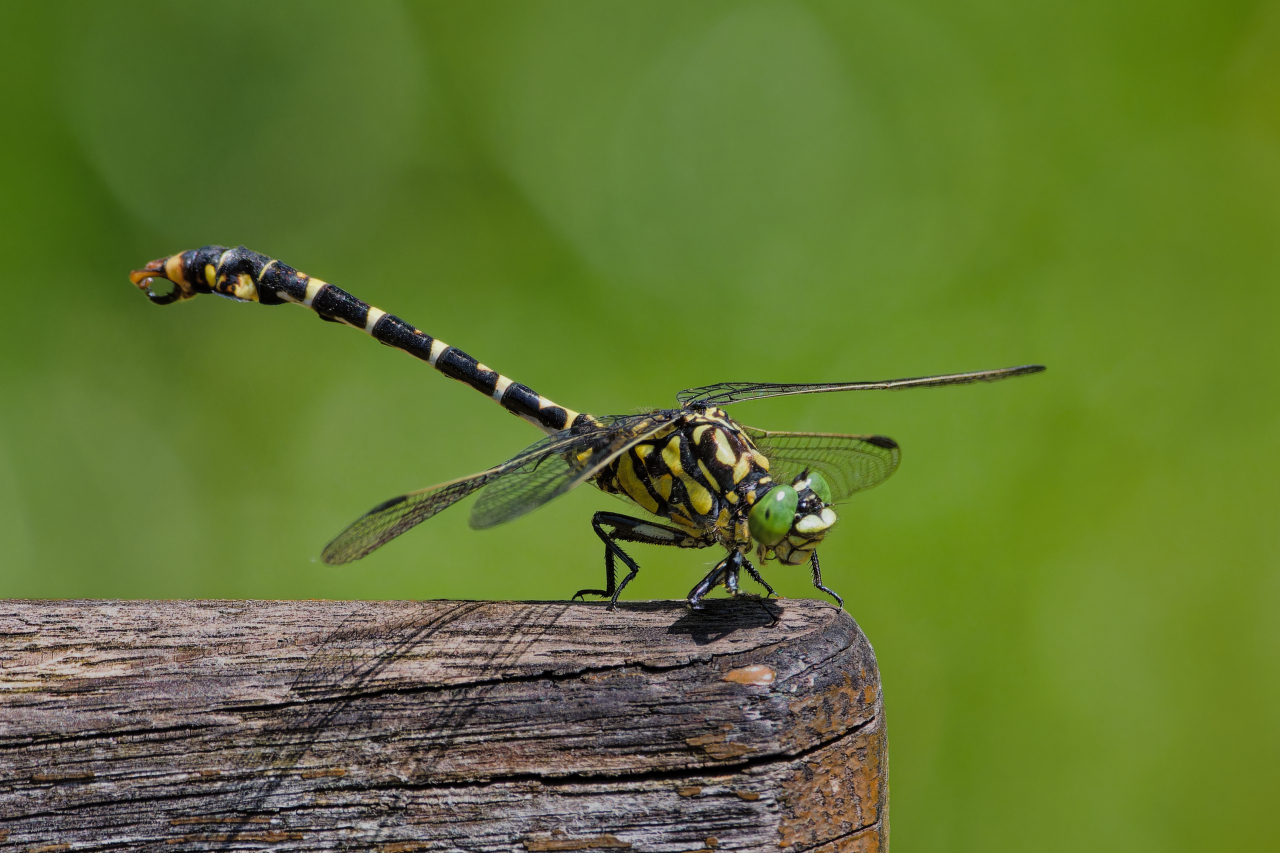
{"left": 744, "top": 427, "right": 902, "bottom": 502}
{"left": 469, "top": 412, "right": 677, "bottom": 529}
{"left": 321, "top": 473, "right": 496, "bottom": 565}
{"left": 677, "top": 365, "right": 1045, "bottom": 407}
{"left": 321, "top": 421, "right": 620, "bottom": 565}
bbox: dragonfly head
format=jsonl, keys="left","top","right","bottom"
{"left": 749, "top": 471, "right": 838, "bottom": 565}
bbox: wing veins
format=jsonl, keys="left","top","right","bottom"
{"left": 744, "top": 426, "right": 902, "bottom": 502}
{"left": 677, "top": 364, "right": 1045, "bottom": 407}
{"left": 469, "top": 414, "right": 675, "bottom": 529}
{"left": 321, "top": 413, "right": 676, "bottom": 564}
{"left": 321, "top": 422, "right": 613, "bottom": 565}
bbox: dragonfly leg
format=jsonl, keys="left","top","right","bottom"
{"left": 687, "top": 555, "right": 733, "bottom": 611}
{"left": 576, "top": 512, "right": 708, "bottom": 610}
{"left": 688, "top": 549, "right": 773, "bottom": 609}
{"left": 741, "top": 556, "right": 777, "bottom": 599}
{"left": 809, "top": 550, "right": 844, "bottom": 608}
{"left": 723, "top": 559, "right": 742, "bottom": 596}
{"left": 572, "top": 540, "right": 620, "bottom": 603}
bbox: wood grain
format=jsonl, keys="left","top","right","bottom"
{"left": 0, "top": 599, "right": 888, "bottom": 852}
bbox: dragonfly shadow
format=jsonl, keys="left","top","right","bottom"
{"left": 664, "top": 598, "right": 782, "bottom": 645}
{"left": 207, "top": 600, "right": 572, "bottom": 849}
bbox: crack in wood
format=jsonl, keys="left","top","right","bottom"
{"left": 522, "top": 832, "right": 633, "bottom": 851}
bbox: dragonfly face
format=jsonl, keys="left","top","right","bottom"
{"left": 750, "top": 471, "right": 839, "bottom": 566}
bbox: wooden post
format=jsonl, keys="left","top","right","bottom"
{"left": 0, "top": 599, "right": 888, "bottom": 851}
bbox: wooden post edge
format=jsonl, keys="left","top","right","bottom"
{"left": 0, "top": 599, "right": 888, "bottom": 852}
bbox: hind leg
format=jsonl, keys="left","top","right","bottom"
{"left": 574, "top": 512, "right": 710, "bottom": 610}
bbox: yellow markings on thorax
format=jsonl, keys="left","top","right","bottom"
{"left": 692, "top": 424, "right": 710, "bottom": 444}
{"left": 636, "top": 443, "right": 671, "bottom": 502}
{"left": 709, "top": 429, "right": 737, "bottom": 466}
{"left": 663, "top": 436, "right": 714, "bottom": 517}
{"left": 753, "top": 451, "right": 770, "bottom": 471}
{"left": 732, "top": 452, "right": 752, "bottom": 484}
{"left": 617, "top": 452, "right": 660, "bottom": 514}
{"left": 668, "top": 505, "right": 699, "bottom": 534}
{"left": 697, "top": 459, "right": 719, "bottom": 490}
{"left": 203, "top": 263, "right": 217, "bottom": 288}
{"left": 661, "top": 436, "right": 683, "bottom": 475}
{"left": 303, "top": 278, "right": 327, "bottom": 307}
{"left": 364, "top": 307, "right": 386, "bottom": 334}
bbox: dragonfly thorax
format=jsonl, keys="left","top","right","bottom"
{"left": 593, "top": 408, "right": 770, "bottom": 546}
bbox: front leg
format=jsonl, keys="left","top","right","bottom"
{"left": 741, "top": 555, "right": 777, "bottom": 599}
{"left": 687, "top": 555, "right": 733, "bottom": 611}
{"left": 575, "top": 512, "right": 709, "bottom": 610}
{"left": 809, "top": 550, "right": 844, "bottom": 608}
{"left": 687, "top": 551, "right": 777, "bottom": 610}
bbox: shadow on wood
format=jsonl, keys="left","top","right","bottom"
{"left": 0, "top": 599, "right": 888, "bottom": 852}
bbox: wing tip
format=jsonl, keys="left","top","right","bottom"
{"left": 369, "top": 493, "right": 410, "bottom": 513}
{"left": 320, "top": 547, "right": 351, "bottom": 566}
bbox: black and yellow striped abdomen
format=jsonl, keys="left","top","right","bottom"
{"left": 130, "top": 245, "right": 583, "bottom": 435}
{"left": 595, "top": 407, "right": 772, "bottom": 547}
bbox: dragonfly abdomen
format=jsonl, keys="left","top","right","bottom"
{"left": 129, "top": 245, "right": 584, "bottom": 434}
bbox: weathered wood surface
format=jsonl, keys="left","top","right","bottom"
{"left": 0, "top": 599, "right": 887, "bottom": 852}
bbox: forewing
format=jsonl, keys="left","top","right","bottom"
{"left": 677, "top": 365, "right": 1045, "bottom": 407}
{"left": 321, "top": 423, "right": 614, "bottom": 565}
{"left": 744, "top": 427, "right": 902, "bottom": 502}
{"left": 469, "top": 412, "right": 675, "bottom": 529}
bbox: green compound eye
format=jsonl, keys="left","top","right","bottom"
{"left": 749, "top": 485, "right": 798, "bottom": 547}
{"left": 807, "top": 471, "right": 833, "bottom": 505}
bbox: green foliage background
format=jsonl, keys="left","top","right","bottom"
{"left": 1, "top": 1, "right": 1276, "bottom": 848}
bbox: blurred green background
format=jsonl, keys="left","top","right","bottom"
{"left": 1, "top": 0, "right": 1276, "bottom": 849}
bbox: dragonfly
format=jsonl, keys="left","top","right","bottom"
{"left": 130, "top": 245, "right": 1044, "bottom": 610}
